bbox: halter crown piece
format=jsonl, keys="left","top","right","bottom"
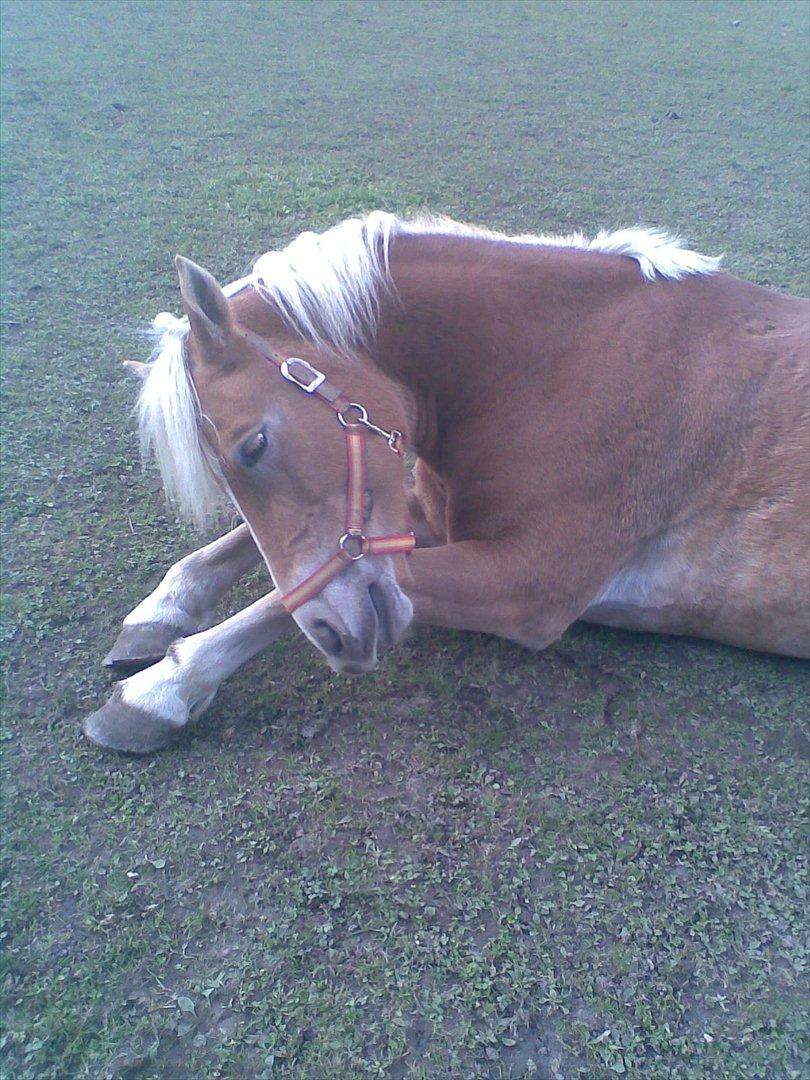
{"left": 238, "top": 329, "right": 416, "bottom": 613}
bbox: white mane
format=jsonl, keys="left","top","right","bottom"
{"left": 251, "top": 213, "right": 721, "bottom": 354}
{"left": 251, "top": 210, "right": 397, "bottom": 354}
{"left": 138, "top": 212, "right": 722, "bottom": 526}
{"left": 136, "top": 313, "right": 230, "bottom": 526}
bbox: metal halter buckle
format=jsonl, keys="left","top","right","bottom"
{"left": 339, "top": 532, "right": 366, "bottom": 560}
{"left": 280, "top": 357, "right": 326, "bottom": 393}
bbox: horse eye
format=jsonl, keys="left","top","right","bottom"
{"left": 240, "top": 430, "right": 268, "bottom": 467}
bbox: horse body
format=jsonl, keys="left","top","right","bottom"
{"left": 584, "top": 282, "right": 809, "bottom": 656}
{"left": 367, "top": 233, "right": 809, "bottom": 656}
{"left": 85, "top": 215, "right": 809, "bottom": 753}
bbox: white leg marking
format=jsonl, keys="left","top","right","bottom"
{"left": 119, "top": 590, "right": 293, "bottom": 726}
{"left": 123, "top": 523, "right": 261, "bottom": 633}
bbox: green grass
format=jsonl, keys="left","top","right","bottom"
{"left": 1, "top": 1, "right": 808, "bottom": 1077}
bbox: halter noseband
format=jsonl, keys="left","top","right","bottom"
{"left": 238, "top": 328, "right": 416, "bottom": 613}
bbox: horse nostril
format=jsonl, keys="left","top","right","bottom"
{"left": 368, "top": 582, "right": 389, "bottom": 647}
{"left": 368, "top": 582, "right": 383, "bottom": 618}
{"left": 312, "top": 619, "right": 343, "bottom": 655}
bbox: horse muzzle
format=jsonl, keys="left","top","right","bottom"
{"left": 296, "top": 564, "right": 413, "bottom": 674}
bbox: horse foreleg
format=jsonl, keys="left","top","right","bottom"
{"left": 85, "top": 590, "right": 293, "bottom": 753}
{"left": 402, "top": 540, "right": 585, "bottom": 649}
{"left": 105, "top": 523, "right": 262, "bottom": 674}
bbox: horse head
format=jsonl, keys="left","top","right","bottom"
{"left": 148, "top": 256, "right": 414, "bottom": 674}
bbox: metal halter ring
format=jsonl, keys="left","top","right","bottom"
{"left": 338, "top": 402, "right": 402, "bottom": 450}
{"left": 339, "top": 532, "right": 366, "bottom": 560}
{"left": 337, "top": 402, "right": 369, "bottom": 428}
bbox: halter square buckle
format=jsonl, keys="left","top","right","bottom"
{"left": 280, "top": 357, "right": 326, "bottom": 394}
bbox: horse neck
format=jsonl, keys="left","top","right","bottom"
{"left": 373, "top": 232, "right": 630, "bottom": 459}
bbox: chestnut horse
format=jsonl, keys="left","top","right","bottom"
{"left": 85, "top": 214, "right": 809, "bottom": 753}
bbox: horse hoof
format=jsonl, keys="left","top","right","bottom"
{"left": 83, "top": 688, "right": 181, "bottom": 754}
{"left": 103, "top": 623, "right": 182, "bottom": 675}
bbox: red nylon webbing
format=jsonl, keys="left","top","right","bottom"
{"left": 344, "top": 424, "right": 366, "bottom": 536}
{"left": 364, "top": 534, "right": 417, "bottom": 556}
{"left": 280, "top": 551, "right": 352, "bottom": 613}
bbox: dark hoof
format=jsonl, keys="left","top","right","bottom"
{"left": 103, "top": 623, "right": 183, "bottom": 676}
{"left": 83, "top": 687, "right": 182, "bottom": 754}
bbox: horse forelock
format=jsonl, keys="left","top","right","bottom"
{"left": 137, "top": 315, "right": 228, "bottom": 528}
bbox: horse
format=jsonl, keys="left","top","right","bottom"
{"left": 84, "top": 213, "right": 810, "bottom": 753}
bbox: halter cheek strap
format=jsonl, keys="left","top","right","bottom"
{"left": 238, "top": 329, "right": 416, "bottom": 613}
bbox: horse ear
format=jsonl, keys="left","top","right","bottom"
{"left": 175, "top": 255, "right": 232, "bottom": 344}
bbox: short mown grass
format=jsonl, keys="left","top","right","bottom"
{"left": 2, "top": 2, "right": 808, "bottom": 1077}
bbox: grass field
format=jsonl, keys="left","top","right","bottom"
{"left": 1, "top": 1, "right": 808, "bottom": 1077}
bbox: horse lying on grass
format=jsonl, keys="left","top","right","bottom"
{"left": 85, "top": 213, "right": 810, "bottom": 753}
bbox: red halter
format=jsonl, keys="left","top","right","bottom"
{"left": 238, "top": 329, "right": 416, "bottom": 613}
